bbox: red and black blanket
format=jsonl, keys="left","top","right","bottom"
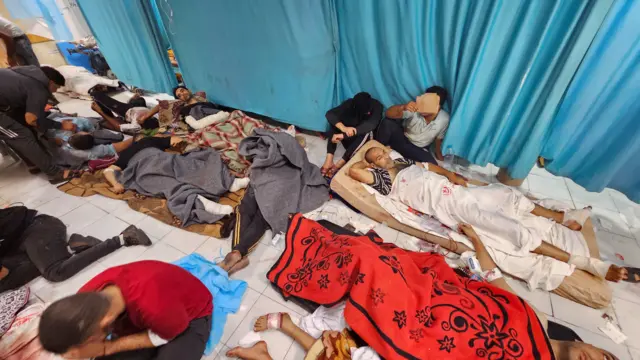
{"left": 268, "top": 214, "right": 554, "bottom": 360}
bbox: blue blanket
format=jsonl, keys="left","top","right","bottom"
{"left": 173, "top": 253, "right": 247, "bottom": 355}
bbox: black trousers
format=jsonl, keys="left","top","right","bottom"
{"left": 0, "top": 112, "right": 60, "bottom": 176}
{"left": 96, "top": 316, "right": 211, "bottom": 360}
{"left": 375, "top": 118, "right": 436, "bottom": 164}
{"left": 91, "top": 90, "right": 136, "bottom": 118}
{"left": 0, "top": 215, "right": 122, "bottom": 293}
{"left": 326, "top": 129, "right": 373, "bottom": 162}
{"left": 233, "top": 186, "right": 268, "bottom": 256}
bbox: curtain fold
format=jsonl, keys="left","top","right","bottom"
{"left": 335, "top": 0, "right": 613, "bottom": 179}
{"left": 154, "top": 0, "right": 337, "bottom": 131}
{"left": 76, "top": 0, "right": 177, "bottom": 93}
{"left": 541, "top": 0, "right": 640, "bottom": 202}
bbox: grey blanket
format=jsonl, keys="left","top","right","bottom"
{"left": 118, "top": 147, "right": 235, "bottom": 227}
{"left": 239, "top": 129, "right": 328, "bottom": 233}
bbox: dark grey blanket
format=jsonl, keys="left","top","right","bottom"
{"left": 239, "top": 129, "right": 328, "bottom": 234}
{"left": 118, "top": 147, "right": 235, "bottom": 227}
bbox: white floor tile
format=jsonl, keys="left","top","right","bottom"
{"left": 527, "top": 174, "right": 572, "bottom": 201}
{"left": 0, "top": 172, "right": 49, "bottom": 200}
{"left": 89, "top": 194, "right": 124, "bottom": 213}
{"left": 59, "top": 203, "right": 109, "bottom": 235}
{"left": 609, "top": 280, "right": 640, "bottom": 306}
{"left": 372, "top": 223, "right": 399, "bottom": 243}
{"left": 583, "top": 203, "right": 633, "bottom": 239}
{"left": 550, "top": 293, "right": 612, "bottom": 334}
{"left": 195, "top": 236, "right": 232, "bottom": 262}
{"left": 35, "top": 262, "right": 107, "bottom": 302}
{"left": 284, "top": 342, "right": 306, "bottom": 360}
{"left": 36, "top": 192, "right": 86, "bottom": 217}
{"left": 551, "top": 318, "right": 631, "bottom": 360}
{"left": 231, "top": 244, "right": 282, "bottom": 293}
{"left": 15, "top": 184, "right": 63, "bottom": 209}
{"left": 213, "top": 345, "right": 232, "bottom": 360}
{"left": 220, "top": 288, "right": 261, "bottom": 344}
{"left": 111, "top": 201, "right": 148, "bottom": 224}
{"left": 135, "top": 215, "right": 174, "bottom": 239}
{"left": 630, "top": 347, "right": 640, "bottom": 360}
{"left": 99, "top": 245, "right": 151, "bottom": 269}
{"left": 595, "top": 230, "right": 640, "bottom": 267}
{"left": 566, "top": 179, "right": 618, "bottom": 212}
{"left": 528, "top": 166, "right": 558, "bottom": 178}
{"left": 609, "top": 190, "right": 640, "bottom": 229}
{"left": 613, "top": 297, "right": 640, "bottom": 350}
{"left": 226, "top": 295, "right": 300, "bottom": 360}
{"left": 505, "top": 277, "right": 553, "bottom": 315}
{"left": 262, "top": 285, "right": 311, "bottom": 317}
{"left": 75, "top": 213, "right": 130, "bottom": 240}
{"left": 135, "top": 242, "right": 185, "bottom": 263}
{"left": 162, "top": 227, "right": 210, "bottom": 254}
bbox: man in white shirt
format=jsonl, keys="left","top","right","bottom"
{"left": 0, "top": 15, "right": 40, "bottom": 66}
{"left": 376, "top": 86, "right": 450, "bottom": 162}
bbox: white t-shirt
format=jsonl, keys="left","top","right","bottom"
{"left": 402, "top": 109, "right": 450, "bottom": 148}
{"left": 0, "top": 16, "right": 24, "bottom": 38}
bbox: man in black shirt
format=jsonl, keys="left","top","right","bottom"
{"left": 0, "top": 66, "right": 76, "bottom": 183}
{"left": 322, "top": 92, "right": 382, "bottom": 177}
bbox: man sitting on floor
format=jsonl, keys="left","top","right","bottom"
{"left": 376, "top": 86, "right": 450, "bottom": 162}
{"left": 38, "top": 260, "right": 214, "bottom": 360}
{"left": 0, "top": 205, "right": 151, "bottom": 293}
{"left": 347, "top": 146, "right": 629, "bottom": 290}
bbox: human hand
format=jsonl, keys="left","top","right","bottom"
{"left": 332, "top": 133, "right": 345, "bottom": 144}
{"left": 552, "top": 340, "right": 619, "bottom": 360}
{"left": 61, "top": 120, "right": 78, "bottom": 132}
{"left": 321, "top": 331, "right": 341, "bottom": 359}
{"left": 321, "top": 159, "right": 334, "bottom": 175}
{"left": 63, "top": 341, "right": 106, "bottom": 359}
{"left": 458, "top": 223, "right": 480, "bottom": 242}
{"left": 342, "top": 127, "right": 357, "bottom": 137}
{"left": 170, "top": 136, "right": 183, "bottom": 147}
{"left": 90, "top": 102, "right": 102, "bottom": 113}
{"left": 110, "top": 183, "right": 125, "bottom": 194}
{"left": 448, "top": 173, "right": 468, "bottom": 187}
{"left": 405, "top": 101, "right": 418, "bottom": 112}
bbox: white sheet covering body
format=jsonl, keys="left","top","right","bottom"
{"left": 56, "top": 65, "right": 120, "bottom": 98}
{"left": 379, "top": 165, "right": 589, "bottom": 290}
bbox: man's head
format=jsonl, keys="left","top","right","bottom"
{"left": 40, "top": 66, "right": 66, "bottom": 93}
{"left": 68, "top": 132, "right": 94, "bottom": 150}
{"left": 424, "top": 86, "right": 448, "bottom": 107}
{"left": 353, "top": 92, "right": 373, "bottom": 118}
{"left": 364, "top": 147, "right": 394, "bottom": 169}
{"left": 39, "top": 293, "right": 113, "bottom": 354}
{"left": 173, "top": 85, "right": 192, "bottom": 101}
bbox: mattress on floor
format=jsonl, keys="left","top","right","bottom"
{"left": 330, "top": 140, "right": 611, "bottom": 309}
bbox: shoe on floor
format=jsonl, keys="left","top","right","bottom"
{"left": 120, "top": 225, "right": 152, "bottom": 247}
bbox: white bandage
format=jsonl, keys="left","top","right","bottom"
{"left": 104, "top": 168, "right": 115, "bottom": 174}
{"left": 483, "top": 268, "right": 503, "bottom": 282}
{"left": 147, "top": 330, "right": 169, "bottom": 346}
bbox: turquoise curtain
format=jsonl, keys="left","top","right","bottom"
{"left": 154, "top": 0, "right": 337, "bottom": 131}
{"left": 76, "top": 0, "right": 177, "bottom": 93}
{"left": 335, "top": 0, "right": 613, "bottom": 179}
{"left": 541, "top": 0, "right": 640, "bottom": 202}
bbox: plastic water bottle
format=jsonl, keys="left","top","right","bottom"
{"left": 443, "top": 146, "right": 455, "bottom": 172}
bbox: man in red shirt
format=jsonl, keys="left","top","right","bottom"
{"left": 38, "top": 260, "right": 213, "bottom": 360}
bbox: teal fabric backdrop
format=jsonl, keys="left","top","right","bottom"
{"left": 154, "top": 0, "right": 338, "bottom": 132}
{"left": 335, "top": 0, "right": 614, "bottom": 179}
{"left": 542, "top": 0, "right": 640, "bottom": 202}
{"left": 77, "top": 0, "right": 177, "bottom": 93}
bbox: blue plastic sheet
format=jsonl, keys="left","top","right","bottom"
{"left": 77, "top": 0, "right": 177, "bottom": 93}
{"left": 154, "top": 0, "right": 337, "bottom": 131}
{"left": 542, "top": 0, "right": 640, "bottom": 202}
{"left": 335, "top": 0, "right": 613, "bottom": 179}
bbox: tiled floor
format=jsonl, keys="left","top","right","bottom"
{"left": 2, "top": 98, "right": 640, "bottom": 359}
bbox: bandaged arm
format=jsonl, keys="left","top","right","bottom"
{"left": 185, "top": 111, "right": 229, "bottom": 130}
{"left": 103, "top": 165, "right": 123, "bottom": 188}
{"left": 426, "top": 163, "right": 467, "bottom": 187}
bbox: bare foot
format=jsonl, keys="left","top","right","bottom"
{"left": 226, "top": 341, "right": 272, "bottom": 360}
{"left": 564, "top": 220, "right": 582, "bottom": 231}
{"left": 253, "top": 312, "right": 293, "bottom": 333}
{"left": 228, "top": 256, "right": 249, "bottom": 276}
{"left": 605, "top": 264, "right": 628, "bottom": 282}
{"left": 218, "top": 250, "right": 242, "bottom": 272}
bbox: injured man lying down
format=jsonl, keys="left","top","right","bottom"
{"left": 348, "top": 146, "right": 629, "bottom": 291}
{"left": 99, "top": 136, "right": 250, "bottom": 227}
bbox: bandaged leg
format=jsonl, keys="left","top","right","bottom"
{"left": 568, "top": 254, "right": 610, "bottom": 278}
{"left": 230, "top": 177, "right": 250, "bottom": 192}
{"left": 197, "top": 195, "right": 233, "bottom": 216}
{"left": 563, "top": 207, "right": 592, "bottom": 228}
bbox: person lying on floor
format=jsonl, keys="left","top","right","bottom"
{"left": 64, "top": 131, "right": 133, "bottom": 163}
{"left": 347, "top": 146, "right": 628, "bottom": 285}
{"left": 380, "top": 86, "right": 450, "bottom": 161}
{"left": 91, "top": 85, "right": 208, "bottom": 130}
{"left": 38, "top": 260, "right": 212, "bottom": 360}
{"left": 229, "top": 216, "right": 621, "bottom": 360}
{"left": 90, "top": 93, "right": 153, "bottom": 132}
{"left": 321, "top": 92, "right": 383, "bottom": 177}
{"left": 0, "top": 205, "right": 151, "bottom": 294}
{"left": 99, "top": 135, "right": 250, "bottom": 226}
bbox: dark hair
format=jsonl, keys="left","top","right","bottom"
{"left": 425, "top": 86, "right": 448, "bottom": 107}
{"left": 128, "top": 97, "right": 147, "bottom": 107}
{"left": 68, "top": 133, "right": 95, "bottom": 150}
{"left": 353, "top": 92, "right": 373, "bottom": 117}
{"left": 172, "top": 85, "right": 188, "bottom": 98}
{"left": 39, "top": 293, "right": 111, "bottom": 354}
{"left": 40, "top": 66, "right": 66, "bottom": 86}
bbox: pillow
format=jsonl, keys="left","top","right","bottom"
{"left": 0, "top": 287, "right": 30, "bottom": 336}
